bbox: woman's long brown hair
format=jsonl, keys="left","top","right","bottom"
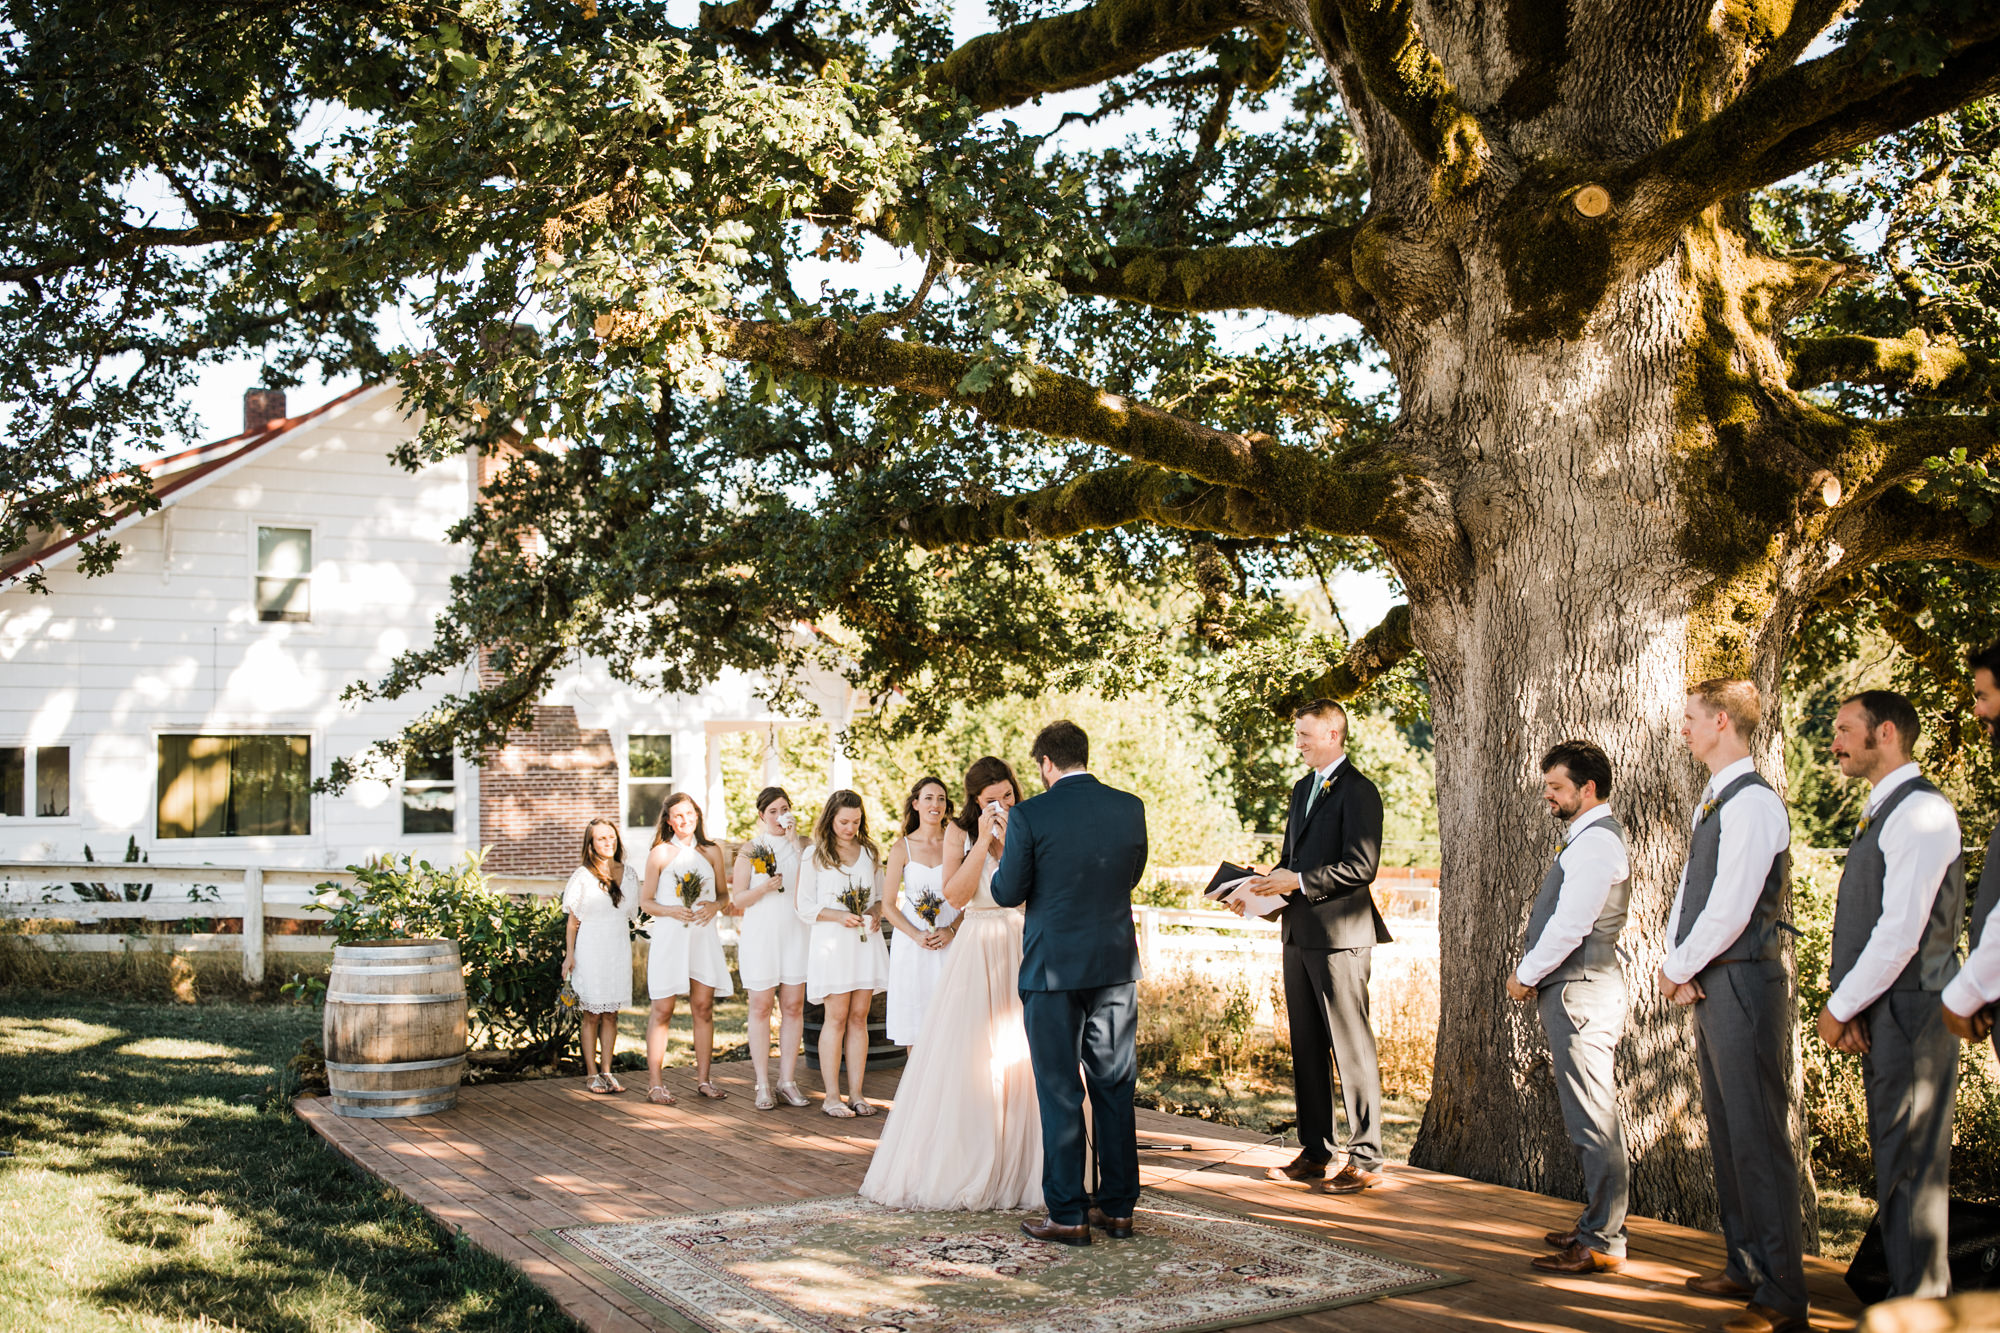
{"left": 653, "top": 791, "right": 716, "bottom": 850}
{"left": 580, "top": 817, "right": 626, "bottom": 907}
{"left": 952, "top": 756, "right": 1023, "bottom": 838}
{"left": 900, "top": 775, "right": 953, "bottom": 836}
{"left": 812, "top": 789, "right": 881, "bottom": 869}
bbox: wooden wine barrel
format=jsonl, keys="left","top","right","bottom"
{"left": 323, "top": 938, "right": 467, "bottom": 1119}
{"left": 803, "top": 991, "right": 905, "bottom": 1071}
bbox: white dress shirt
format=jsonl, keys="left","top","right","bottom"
{"left": 1516, "top": 804, "right": 1630, "bottom": 987}
{"left": 1826, "top": 763, "right": 1963, "bottom": 1023}
{"left": 1943, "top": 887, "right": 2000, "bottom": 1018}
{"left": 1662, "top": 757, "right": 1792, "bottom": 984}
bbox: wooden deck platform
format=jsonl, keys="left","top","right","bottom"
{"left": 296, "top": 1063, "right": 1863, "bottom": 1333}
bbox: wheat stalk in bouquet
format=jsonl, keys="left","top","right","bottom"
{"left": 839, "top": 882, "right": 873, "bottom": 942}
{"left": 747, "top": 842, "right": 779, "bottom": 889}
{"left": 914, "top": 888, "right": 946, "bottom": 931}
{"left": 675, "top": 870, "right": 706, "bottom": 914}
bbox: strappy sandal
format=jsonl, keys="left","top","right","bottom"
{"left": 695, "top": 1080, "right": 728, "bottom": 1100}
{"left": 587, "top": 1074, "right": 614, "bottom": 1095}
{"left": 776, "top": 1082, "right": 809, "bottom": 1108}
{"left": 823, "top": 1099, "right": 856, "bottom": 1119}
{"left": 602, "top": 1072, "right": 625, "bottom": 1093}
{"left": 648, "top": 1085, "right": 677, "bottom": 1106}
{"left": 849, "top": 1097, "right": 877, "bottom": 1117}
{"left": 754, "top": 1084, "right": 777, "bottom": 1111}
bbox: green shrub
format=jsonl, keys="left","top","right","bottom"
{"left": 320, "top": 854, "right": 573, "bottom": 1059}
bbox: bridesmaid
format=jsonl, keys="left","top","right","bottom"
{"left": 796, "top": 789, "right": 889, "bottom": 1117}
{"left": 562, "top": 817, "right": 641, "bottom": 1094}
{"left": 639, "top": 792, "right": 734, "bottom": 1105}
{"left": 882, "top": 776, "right": 959, "bottom": 1047}
{"left": 729, "top": 786, "right": 813, "bottom": 1111}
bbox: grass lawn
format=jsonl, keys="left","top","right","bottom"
{"left": 0, "top": 994, "right": 577, "bottom": 1332}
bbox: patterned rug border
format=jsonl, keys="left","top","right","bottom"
{"left": 531, "top": 1189, "right": 1467, "bottom": 1333}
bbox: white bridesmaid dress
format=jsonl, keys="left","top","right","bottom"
{"left": 561, "top": 865, "right": 641, "bottom": 1013}
{"left": 886, "top": 857, "right": 959, "bottom": 1046}
{"left": 796, "top": 847, "right": 890, "bottom": 1004}
{"left": 647, "top": 838, "right": 735, "bottom": 1000}
{"left": 736, "top": 834, "right": 811, "bottom": 991}
{"left": 860, "top": 856, "right": 1042, "bottom": 1210}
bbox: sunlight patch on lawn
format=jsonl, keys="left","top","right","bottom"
{"left": 0, "top": 1015, "right": 122, "bottom": 1055}
{"left": 114, "top": 1037, "right": 252, "bottom": 1060}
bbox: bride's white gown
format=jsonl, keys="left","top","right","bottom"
{"left": 860, "top": 856, "right": 1043, "bottom": 1210}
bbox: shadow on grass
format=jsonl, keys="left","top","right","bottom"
{"left": 0, "top": 994, "right": 578, "bottom": 1332}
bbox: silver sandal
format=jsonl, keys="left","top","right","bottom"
{"left": 754, "top": 1084, "right": 777, "bottom": 1112}
{"left": 776, "top": 1082, "right": 809, "bottom": 1107}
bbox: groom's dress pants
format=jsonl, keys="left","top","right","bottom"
{"left": 1022, "top": 982, "right": 1140, "bottom": 1225}
{"left": 1283, "top": 944, "right": 1383, "bottom": 1169}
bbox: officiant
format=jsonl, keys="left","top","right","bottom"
{"left": 1241, "top": 698, "right": 1391, "bottom": 1195}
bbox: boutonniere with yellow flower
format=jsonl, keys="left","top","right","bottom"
{"left": 1856, "top": 813, "right": 1872, "bottom": 838}
{"left": 675, "top": 870, "right": 705, "bottom": 911}
{"left": 1698, "top": 796, "right": 1721, "bottom": 824}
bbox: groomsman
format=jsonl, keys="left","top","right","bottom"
{"left": 1245, "top": 699, "right": 1390, "bottom": 1194}
{"left": 1824, "top": 689, "right": 1964, "bottom": 1301}
{"left": 1659, "top": 678, "right": 1809, "bottom": 1333}
{"left": 1943, "top": 640, "right": 2000, "bottom": 1055}
{"left": 1506, "top": 741, "right": 1631, "bottom": 1276}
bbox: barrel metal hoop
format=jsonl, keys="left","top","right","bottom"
{"left": 324, "top": 991, "right": 467, "bottom": 1005}
{"left": 328, "top": 963, "right": 466, "bottom": 977}
{"left": 325, "top": 1055, "right": 467, "bottom": 1074}
{"left": 328, "top": 1084, "right": 461, "bottom": 1101}
{"left": 330, "top": 1098, "right": 457, "bottom": 1118}
{"left": 334, "top": 944, "right": 459, "bottom": 959}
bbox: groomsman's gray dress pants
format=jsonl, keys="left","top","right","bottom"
{"left": 1693, "top": 960, "right": 1809, "bottom": 1321}
{"left": 1282, "top": 945, "right": 1383, "bottom": 1170}
{"left": 1861, "top": 990, "right": 1959, "bottom": 1299}
{"left": 1536, "top": 978, "right": 1628, "bottom": 1257}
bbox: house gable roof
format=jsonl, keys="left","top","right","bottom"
{"left": 1, "top": 383, "right": 387, "bottom": 587}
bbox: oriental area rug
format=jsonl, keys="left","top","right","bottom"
{"left": 536, "top": 1190, "right": 1463, "bottom": 1333}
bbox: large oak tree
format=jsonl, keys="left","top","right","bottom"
{"left": 6, "top": 0, "right": 1999, "bottom": 1228}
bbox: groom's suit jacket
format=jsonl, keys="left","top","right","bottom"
{"left": 1278, "top": 761, "right": 1392, "bottom": 951}
{"left": 989, "top": 773, "right": 1148, "bottom": 992}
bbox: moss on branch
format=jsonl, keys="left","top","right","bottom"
{"left": 1789, "top": 331, "right": 1998, "bottom": 407}
{"left": 1062, "top": 228, "right": 1375, "bottom": 322}
{"left": 1286, "top": 603, "right": 1416, "bottom": 705}
{"left": 932, "top": 0, "right": 1256, "bottom": 114}
{"left": 1314, "top": 0, "right": 1490, "bottom": 197}
{"left": 1830, "top": 412, "right": 2000, "bottom": 512}
{"left": 900, "top": 463, "right": 1294, "bottom": 546}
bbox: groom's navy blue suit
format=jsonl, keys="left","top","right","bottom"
{"left": 989, "top": 772, "right": 1149, "bottom": 1226}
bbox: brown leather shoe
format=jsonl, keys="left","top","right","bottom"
{"left": 1020, "top": 1216, "right": 1092, "bottom": 1246}
{"left": 1087, "top": 1207, "right": 1134, "bottom": 1239}
{"left": 1721, "top": 1302, "right": 1811, "bottom": 1333}
{"left": 1687, "top": 1271, "right": 1753, "bottom": 1298}
{"left": 1314, "top": 1162, "right": 1384, "bottom": 1194}
{"left": 1264, "top": 1152, "right": 1330, "bottom": 1184}
{"left": 1530, "top": 1241, "right": 1623, "bottom": 1274}
{"left": 1544, "top": 1229, "right": 1578, "bottom": 1248}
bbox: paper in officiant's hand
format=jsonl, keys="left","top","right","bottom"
{"left": 1202, "top": 862, "right": 1288, "bottom": 921}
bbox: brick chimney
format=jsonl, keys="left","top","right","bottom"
{"left": 243, "top": 387, "right": 287, "bottom": 435}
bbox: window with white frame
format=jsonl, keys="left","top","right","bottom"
{"left": 0, "top": 745, "right": 70, "bottom": 818}
{"left": 625, "top": 734, "right": 673, "bottom": 830}
{"left": 255, "top": 525, "right": 312, "bottom": 622}
{"left": 402, "top": 749, "right": 456, "bottom": 835}
{"left": 157, "top": 735, "right": 311, "bottom": 838}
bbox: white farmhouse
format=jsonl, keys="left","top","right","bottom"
{"left": 1, "top": 386, "right": 850, "bottom": 874}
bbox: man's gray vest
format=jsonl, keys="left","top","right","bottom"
{"left": 1831, "top": 776, "right": 1964, "bottom": 995}
{"left": 1970, "top": 823, "right": 2000, "bottom": 953}
{"left": 1675, "top": 771, "right": 1789, "bottom": 965}
{"left": 1524, "top": 813, "right": 1629, "bottom": 985}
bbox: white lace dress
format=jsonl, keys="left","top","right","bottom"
{"left": 886, "top": 857, "right": 959, "bottom": 1045}
{"left": 737, "top": 834, "right": 811, "bottom": 991}
{"left": 561, "top": 865, "right": 641, "bottom": 1013}
{"left": 647, "top": 839, "right": 735, "bottom": 1000}
{"left": 796, "top": 847, "right": 890, "bottom": 1003}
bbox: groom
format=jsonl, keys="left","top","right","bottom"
{"left": 990, "top": 719, "right": 1150, "bottom": 1246}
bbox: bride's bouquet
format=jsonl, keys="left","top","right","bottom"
{"left": 913, "top": 888, "right": 946, "bottom": 930}
{"left": 675, "top": 870, "right": 706, "bottom": 912}
{"left": 839, "top": 883, "right": 873, "bottom": 942}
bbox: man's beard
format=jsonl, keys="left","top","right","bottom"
{"left": 1551, "top": 796, "right": 1582, "bottom": 822}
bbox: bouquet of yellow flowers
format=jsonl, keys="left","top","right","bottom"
{"left": 748, "top": 842, "right": 778, "bottom": 885}
{"left": 914, "top": 889, "right": 946, "bottom": 929}
{"left": 675, "top": 870, "right": 706, "bottom": 912}
{"left": 840, "top": 883, "right": 873, "bottom": 942}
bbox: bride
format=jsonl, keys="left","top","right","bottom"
{"left": 861, "top": 756, "right": 1043, "bottom": 1210}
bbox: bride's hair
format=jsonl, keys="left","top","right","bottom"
{"left": 812, "top": 788, "right": 881, "bottom": 868}
{"left": 952, "top": 756, "right": 1023, "bottom": 838}
{"left": 900, "top": 776, "right": 953, "bottom": 836}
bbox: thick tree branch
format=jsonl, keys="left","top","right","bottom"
{"left": 1626, "top": 17, "right": 2000, "bottom": 223}
{"left": 1845, "top": 489, "right": 2000, "bottom": 568}
{"left": 0, "top": 214, "right": 295, "bottom": 284}
{"left": 932, "top": 0, "right": 1260, "bottom": 114}
{"left": 901, "top": 463, "right": 1294, "bottom": 546}
{"left": 1790, "top": 331, "right": 1998, "bottom": 407}
{"left": 1060, "top": 227, "right": 1377, "bottom": 324}
{"left": 1313, "top": 0, "right": 1490, "bottom": 194}
{"left": 1287, "top": 602, "right": 1415, "bottom": 704}
{"left": 1830, "top": 410, "right": 2000, "bottom": 508}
